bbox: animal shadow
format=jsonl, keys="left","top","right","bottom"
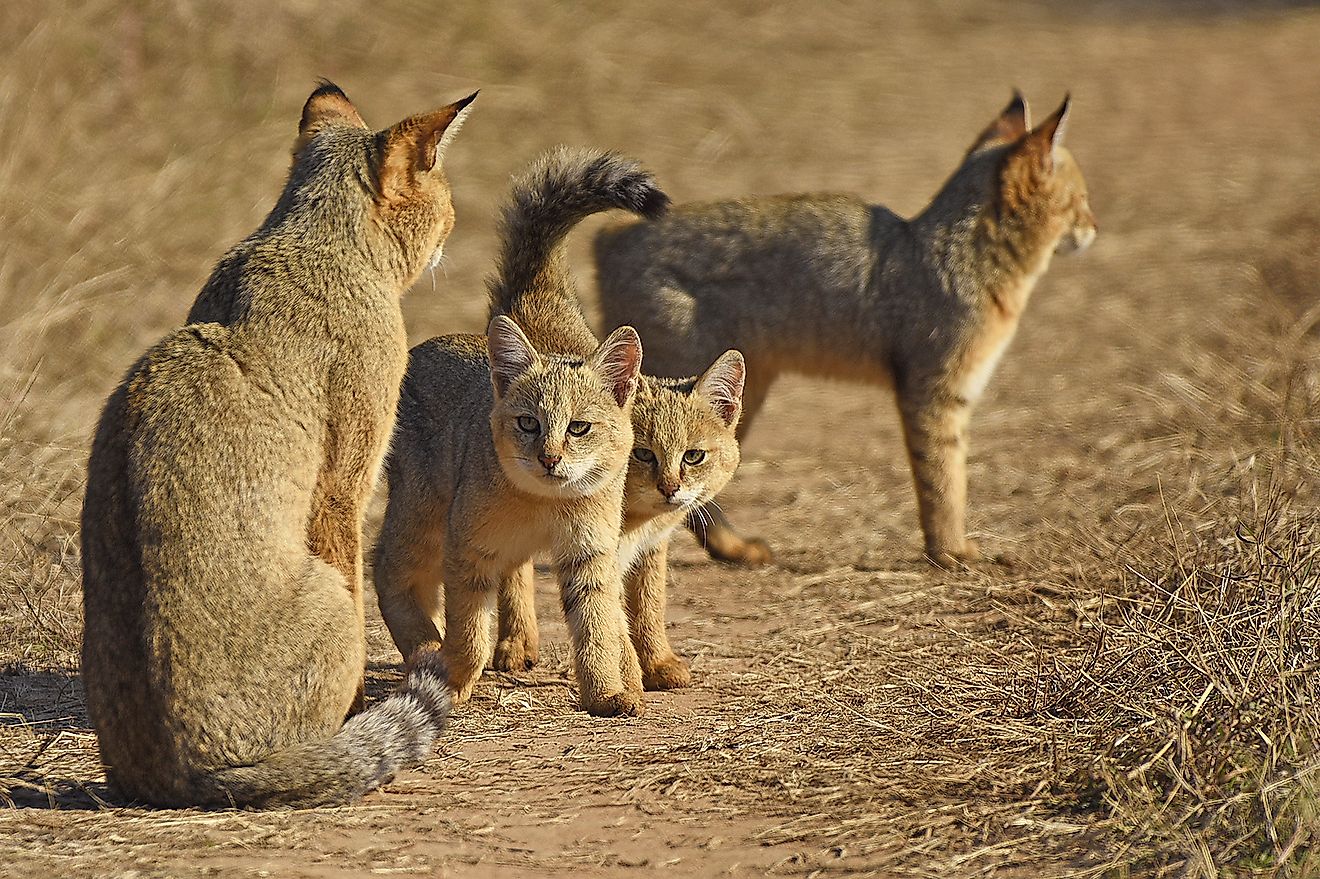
{"left": 1, "top": 664, "right": 115, "bottom": 809}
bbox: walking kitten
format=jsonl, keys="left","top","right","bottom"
{"left": 594, "top": 93, "right": 1096, "bottom": 567}
{"left": 484, "top": 148, "right": 746, "bottom": 691}
{"left": 373, "top": 167, "right": 652, "bottom": 715}
{"left": 81, "top": 83, "right": 473, "bottom": 807}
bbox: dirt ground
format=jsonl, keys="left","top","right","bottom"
{"left": 2, "top": 1, "right": 1319, "bottom": 877}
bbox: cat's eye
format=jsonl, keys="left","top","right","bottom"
{"left": 516, "top": 415, "right": 540, "bottom": 434}
{"left": 567, "top": 421, "right": 591, "bottom": 437}
{"left": 683, "top": 449, "right": 707, "bottom": 466}
{"left": 633, "top": 448, "right": 655, "bottom": 463}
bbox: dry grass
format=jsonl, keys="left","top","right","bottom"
{"left": 3, "top": 1, "right": 1320, "bottom": 877}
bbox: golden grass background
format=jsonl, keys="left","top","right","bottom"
{"left": 2, "top": 1, "right": 1318, "bottom": 876}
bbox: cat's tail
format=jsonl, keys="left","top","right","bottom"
{"left": 184, "top": 648, "right": 450, "bottom": 809}
{"left": 488, "top": 146, "right": 669, "bottom": 356}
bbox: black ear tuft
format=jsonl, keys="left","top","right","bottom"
{"left": 309, "top": 79, "right": 349, "bottom": 102}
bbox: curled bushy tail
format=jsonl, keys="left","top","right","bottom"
{"left": 187, "top": 649, "right": 450, "bottom": 809}
{"left": 488, "top": 146, "right": 669, "bottom": 357}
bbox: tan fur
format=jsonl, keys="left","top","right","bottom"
{"left": 79, "top": 84, "right": 473, "bottom": 807}
{"left": 497, "top": 361, "right": 746, "bottom": 690}
{"left": 374, "top": 320, "right": 648, "bottom": 717}
{"left": 595, "top": 94, "right": 1097, "bottom": 567}
{"left": 467, "top": 148, "right": 745, "bottom": 691}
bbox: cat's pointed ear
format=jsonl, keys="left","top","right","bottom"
{"left": 375, "top": 91, "right": 478, "bottom": 199}
{"left": 695, "top": 350, "right": 746, "bottom": 427}
{"left": 590, "top": 326, "right": 643, "bottom": 407}
{"left": 487, "top": 315, "right": 540, "bottom": 397}
{"left": 967, "top": 90, "right": 1030, "bottom": 156}
{"left": 295, "top": 81, "right": 369, "bottom": 154}
{"left": 1017, "top": 93, "right": 1070, "bottom": 174}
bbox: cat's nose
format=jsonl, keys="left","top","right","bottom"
{"left": 658, "top": 481, "right": 680, "bottom": 498}
{"left": 538, "top": 453, "right": 562, "bottom": 471}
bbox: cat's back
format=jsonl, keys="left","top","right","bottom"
{"left": 393, "top": 333, "right": 498, "bottom": 482}
{"left": 597, "top": 193, "right": 873, "bottom": 276}
{"left": 96, "top": 324, "right": 321, "bottom": 569}
{"left": 399, "top": 333, "right": 492, "bottom": 420}
{"left": 81, "top": 322, "right": 323, "bottom": 750}
{"left": 595, "top": 195, "right": 883, "bottom": 370}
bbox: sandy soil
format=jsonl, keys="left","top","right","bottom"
{"left": 2, "top": 1, "right": 1318, "bottom": 876}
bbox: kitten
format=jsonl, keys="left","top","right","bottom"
{"left": 485, "top": 147, "right": 745, "bottom": 691}
{"left": 374, "top": 264, "right": 648, "bottom": 714}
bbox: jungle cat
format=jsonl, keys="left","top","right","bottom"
{"left": 594, "top": 93, "right": 1097, "bottom": 567}
{"left": 80, "top": 83, "right": 473, "bottom": 807}
{"left": 373, "top": 237, "right": 649, "bottom": 716}
{"left": 481, "top": 148, "right": 746, "bottom": 692}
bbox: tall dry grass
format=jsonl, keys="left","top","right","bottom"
{"left": 1057, "top": 277, "right": 1320, "bottom": 874}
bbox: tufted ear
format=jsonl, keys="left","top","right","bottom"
{"left": 694, "top": 350, "right": 746, "bottom": 427}
{"left": 1015, "top": 93, "right": 1070, "bottom": 174}
{"left": 487, "top": 315, "right": 540, "bottom": 397}
{"left": 295, "top": 81, "right": 369, "bottom": 154}
{"left": 966, "top": 90, "right": 1029, "bottom": 156}
{"left": 374, "top": 91, "right": 478, "bottom": 199}
{"left": 589, "top": 326, "right": 643, "bottom": 407}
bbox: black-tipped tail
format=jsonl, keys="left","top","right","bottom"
{"left": 488, "top": 147, "right": 669, "bottom": 334}
{"left": 185, "top": 650, "right": 450, "bottom": 809}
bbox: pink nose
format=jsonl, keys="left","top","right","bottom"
{"left": 539, "top": 453, "right": 561, "bottom": 470}
{"left": 658, "top": 481, "right": 680, "bottom": 498}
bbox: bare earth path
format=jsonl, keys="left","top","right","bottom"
{"left": 3, "top": 2, "right": 1319, "bottom": 876}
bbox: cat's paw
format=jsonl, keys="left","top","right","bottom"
{"left": 448, "top": 681, "right": 477, "bottom": 705}
{"left": 642, "top": 655, "right": 692, "bottom": 691}
{"left": 706, "top": 531, "right": 774, "bottom": 567}
{"left": 492, "top": 632, "right": 539, "bottom": 672}
{"left": 444, "top": 667, "right": 480, "bottom": 706}
{"left": 584, "top": 690, "right": 645, "bottom": 718}
{"left": 925, "top": 540, "right": 981, "bottom": 569}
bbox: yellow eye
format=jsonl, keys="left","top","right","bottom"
{"left": 517, "top": 415, "right": 539, "bottom": 433}
{"left": 567, "top": 421, "right": 591, "bottom": 437}
{"left": 633, "top": 448, "right": 655, "bottom": 463}
{"left": 683, "top": 449, "right": 706, "bottom": 465}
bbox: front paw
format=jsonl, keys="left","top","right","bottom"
{"left": 492, "top": 631, "right": 539, "bottom": 672}
{"left": 444, "top": 665, "right": 480, "bottom": 706}
{"left": 642, "top": 655, "right": 692, "bottom": 691}
{"left": 584, "top": 690, "right": 645, "bottom": 717}
{"left": 925, "top": 540, "right": 981, "bottom": 569}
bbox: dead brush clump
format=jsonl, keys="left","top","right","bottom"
{"left": 1064, "top": 489, "right": 1320, "bottom": 877}
{"left": 1049, "top": 293, "right": 1320, "bottom": 875}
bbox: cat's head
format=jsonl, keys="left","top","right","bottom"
{"left": 957, "top": 92, "right": 1098, "bottom": 257}
{"left": 278, "top": 82, "right": 477, "bottom": 289}
{"left": 625, "top": 351, "right": 745, "bottom": 521}
{"left": 487, "top": 316, "right": 643, "bottom": 500}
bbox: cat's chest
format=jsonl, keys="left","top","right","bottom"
{"left": 618, "top": 514, "right": 683, "bottom": 573}
{"left": 467, "top": 498, "right": 560, "bottom": 566}
{"left": 955, "top": 313, "right": 1019, "bottom": 402}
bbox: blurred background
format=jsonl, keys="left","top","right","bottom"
{"left": 5, "top": 0, "right": 1318, "bottom": 585}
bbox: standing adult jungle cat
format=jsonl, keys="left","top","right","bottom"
{"left": 372, "top": 203, "right": 651, "bottom": 715}
{"left": 81, "top": 83, "right": 474, "bottom": 808}
{"left": 595, "top": 93, "right": 1097, "bottom": 567}
{"left": 481, "top": 148, "right": 746, "bottom": 692}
